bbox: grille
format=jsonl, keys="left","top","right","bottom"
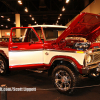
{"left": 88, "top": 53, "right": 100, "bottom": 65}
{"left": 93, "top": 54, "right": 100, "bottom": 62}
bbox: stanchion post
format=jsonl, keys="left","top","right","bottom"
{"left": 1, "top": 84, "right": 7, "bottom": 100}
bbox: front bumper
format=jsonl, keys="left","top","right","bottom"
{"left": 82, "top": 63, "right": 100, "bottom": 75}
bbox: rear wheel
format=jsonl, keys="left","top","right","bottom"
{"left": 0, "top": 56, "right": 8, "bottom": 75}
{"left": 52, "top": 65, "right": 78, "bottom": 95}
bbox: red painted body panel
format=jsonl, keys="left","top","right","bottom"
{"left": 9, "top": 42, "right": 44, "bottom": 51}
{"left": 89, "top": 42, "right": 100, "bottom": 49}
{"left": 9, "top": 64, "right": 46, "bottom": 70}
{"left": 0, "top": 42, "right": 9, "bottom": 47}
{"left": 9, "top": 27, "right": 44, "bottom": 51}
{"left": 56, "top": 12, "right": 100, "bottom": 43}
{"left": 48, "top": 55, "right": 83, "bottom": 74}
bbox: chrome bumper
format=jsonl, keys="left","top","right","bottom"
{"left": 82, "top": 63, "right": 100, "bottom": 75}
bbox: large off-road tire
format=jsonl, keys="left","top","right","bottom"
{"left": 0, "top": 56, "right": 8, "bottom": 75}
{"left": 52, "top": 65, "right": 78, "bottom": 95}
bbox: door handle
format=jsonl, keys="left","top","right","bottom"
{"left": 12, "top": 46, "right": 18, "bottom": 48}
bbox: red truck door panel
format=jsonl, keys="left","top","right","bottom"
{"left": 9, "top": 27, "right": 44, "bottom": 69}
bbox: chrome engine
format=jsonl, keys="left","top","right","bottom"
{"left": 73, "top": 42, "right": 90, "bottom": 51}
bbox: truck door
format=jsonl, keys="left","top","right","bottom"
{"left": 9, "top": 27, "right": 44, "bottom": 69}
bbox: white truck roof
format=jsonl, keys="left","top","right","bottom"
{"left": 28, "top": 25, "right": 67, "bottom": 28}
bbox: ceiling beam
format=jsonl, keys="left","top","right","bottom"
{"left": 0, "top": 0, "right": 18, "bottom": 13}
{"left": 29, "top": 1, "right": 39, "bottom": 11}
{"left": 0, "top": 10, "right": 80, "bottom": 15}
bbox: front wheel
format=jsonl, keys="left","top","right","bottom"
{"left": 52, "top": 65, "right": 78, "bottom": 95}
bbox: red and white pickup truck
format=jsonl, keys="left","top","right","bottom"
{"left": 0, "top": 12, "right": 100, "bottom": 95}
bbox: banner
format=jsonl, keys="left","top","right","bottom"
{"left": 5, "top": 32, "right": 15, "bottom": 36}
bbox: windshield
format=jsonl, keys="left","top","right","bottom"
{"left": 43, "top": 27, "right": 66, "bottom": 40}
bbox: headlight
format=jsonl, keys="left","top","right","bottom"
{"left": 87, "top": 55, "right": 91, "bottom": 63}
{"left": 87, "top": 50, "right": 92, "bottom": 54}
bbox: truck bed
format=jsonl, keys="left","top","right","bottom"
{"left": 0, "top": 41, "right": 9, "bottom": 47}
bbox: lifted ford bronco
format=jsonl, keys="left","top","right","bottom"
{"left": 0, "top": 12, "right": 100, "bottom": 95}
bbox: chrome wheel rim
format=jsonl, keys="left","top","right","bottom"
{"left": 55, "top": 70, "right": 71, "bottom": 91}
{"left": 0, "top": 60, "right": 4, "bottom": 73}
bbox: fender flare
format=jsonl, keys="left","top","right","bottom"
{"left": 49, "top": 55, "right": 83, "bottom": 73}
{"left": 0, "top": 50, "right": 8, "bottom": 60}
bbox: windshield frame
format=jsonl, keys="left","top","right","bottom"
{"left": 42, "top": 27, "right": 66, "bottom": 41}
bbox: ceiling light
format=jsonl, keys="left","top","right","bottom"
{"left": 6, "top": 26, "right": 8, "bottom": 28}
{"left": 25, "top": 7, "right": 28, "bottom": 12}
{"left": 18, "top": 0, "right": 21, "bottom": 3}
{"left": 20, "top": 2, "right": 22, "bottom": 5}
{"left": 65, "top": 0, "right": 69, "bottom": 3}
{"left": 58, "top": 16, "right": 60, "bottom": 19}
{"left": 35, "top": 21, "right": 37, "bottom": 24}
{"left": 7, "top": 18, "right": 10, "bottom": 21}
{"left": 62, "top": 6, "right": 65, "bottom": 11}
{"left": 1, "top": 25, "right": 3, "bottom": 27}
{"left": 29, "top": 15, "right": 32, "bottom": 17}
{"left": 32, "top": 17, "right": 34, "bottom": 20}
{"left": 1, "top": 16, "right": 4, "bottom": 18}
{"left": 60, "top": 14, "right": 62, "bottom": 16}
{"left": 18, "top": 0, "right": 22, "bottom": 5}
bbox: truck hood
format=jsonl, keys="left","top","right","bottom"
{"left": 56, "top": 12, "right": 100, "bottom": 43}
